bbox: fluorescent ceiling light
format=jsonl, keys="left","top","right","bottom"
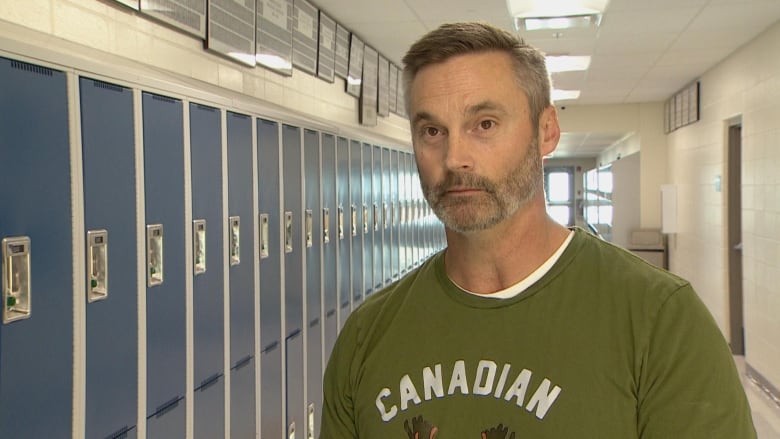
{"left": 546, "top": 56, "right": 591, "bottom": 73}
{"left": 552, "top": 89, "right": 581, "bottom": 101}
{"left": 506, "top": 0, "right": 609, "bottom": 18}
{"left": 519, "top": 13, "right": 602, "bottom": 31}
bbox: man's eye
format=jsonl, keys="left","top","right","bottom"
{"left": 424, "top": 127, "right": 440, "bottom": 136}
{"left": 479, "top": 120, "right": 495, "bottom": 130}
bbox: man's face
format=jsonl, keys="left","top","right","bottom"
{"left": 409, "top": 51, "right": 544, "bottom": 233}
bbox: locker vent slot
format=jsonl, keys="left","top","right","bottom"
{"left": 196, "top": 373, "right": 222, "bottom": 392}
{"left": 287, "top": 328, "right": 301, "bottom": 341}
{"left": 262, "top": 340, "right": 279, "bottom": 354}
{"left": 107, "top": 425, "right": 133, "bottom": 439}
{"left": 150, "top": 396, "right": 182, "bottom": 419}
{"left": 151, "top": 94, "right": 178, "bottom": 104}
{"left": 232, "top": 355, "right": 253, "bottom": 371}
{"left": 326, "top": 309, "right": 336, "bottom": 318}
{"left": 195, "top": 103, "right": 217, "bottom": 112}
{"left": 308, "top": 317, "right": 320, "bottom": 328}
{"left": 92, "top": 80, "right": 125, "bottom": 93}
{"left": 10, "top": 60, "right": 54, "bottom": 77}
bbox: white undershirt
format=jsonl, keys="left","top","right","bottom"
{"left": 453, "top": 231, "right": 575, "bottom": 299}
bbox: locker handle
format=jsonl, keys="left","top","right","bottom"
{"left": 308, "top": 404, "right": 316, "bottom": 439}
{"left": 305, "top": 209, "right": 313, "bottom": 248}
{"left": 373, "top": 204, "right": 379, "bottom": 232}
{"left": 289, "top": 422, "right": 296, "bottom": 439}
{"left": 2, "top": 236, "right": 31, "bottom": 324}
{"left": 229, "top": 216, "right": 241, "bottom": 265}
{"left": 322, "top": 208, "right": 330, "bottom": 244}
{"left": 259, "top": 214, "right": 270, "bottom": 259}
{"left": 350, "top": 205, "right": 357, "bottom": 237}
{"left": 146, "top": 225, "right": 164, "bottom": 287}
{"left": 193, "top": 220, "right": 206, "bottom": 275}
{"left": 363, "top": 205, "right": 369, "bottom": 234}
{"left": 87, "top": 230, "right": 109, "bottom": 302}
{"left": 337, "top": 206, "right": 344, "bottom": 240}
{"left": 383, "top": 203, "right": 388, "bottom": 229}
{"left": 285, "top": 211, "right": 294, "bottom": 253}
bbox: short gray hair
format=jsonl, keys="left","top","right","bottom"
{"left": 402, "top": 22, "right": 552, "bottom": 129}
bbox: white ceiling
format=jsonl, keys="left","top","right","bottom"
{"left": 310, "top": 0, "right": 780, "bottom": 157}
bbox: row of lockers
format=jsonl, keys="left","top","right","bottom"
{"left": 0, "top": 55, "right": 445, "bottom": 438}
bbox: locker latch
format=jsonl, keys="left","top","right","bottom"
{"left": 230, "top": 216, "right": 240, "bottom": 266}
{"left": 322, "top": 208, "right": 330, "bottom": 244}
{"left": 87, "top": 230, "right": 109, "bottom": 302}
{"left": 2, "top": 236, "right": 31, "bottom": 324}
{"left": 285, "top": 211, "right": 293, "bottom": 253}
{"left": 259, "top": 214, "right": 270, "bottom": 259}
{"left": 305, "top": 209, "right": 313, "bottom": 248}
{"left": 146, "top": 224, "right": 164, "bottom": 287}
{"left": 308, "top": 403, "right": 315, "bottom": 439}
{"left": 193, "top": 220, "right": 206, "bottom": 275}
{"left": 337, "top": 206, "right": 344, "bottom": 240}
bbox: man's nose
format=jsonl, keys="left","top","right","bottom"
{"left": 443, "top": 132, "right": 473, "bottom": 172}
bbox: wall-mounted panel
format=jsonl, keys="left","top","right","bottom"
{"left": 142, "top": 91, "right": 186, "bottom": 437}
{"left": 140, "top": 0, "right": 206, "bottom": 39}
{"left": 189, "top": 102, "right": 225, "bottom": 439}
{"left": 80, "top": 77, "right": 139, "bottom": 439}
{"left": 292, "top": 0, "right": 319, "bottom": 75}
{"left": 207, "top": 0, "right": 256, "bottom": 66}
{"left": 256, "top": 0, "right": 294, "bottom": 76}
{"left": 257, "top": 118, "right": 284, "bottom": 439}
{"left": 0, "top": 57, "right": 73, "bottom": 438}
{"left": 227, "top": 111, "right": 256, "bottom": 438}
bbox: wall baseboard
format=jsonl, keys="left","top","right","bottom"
{"left": 746, "top": 362, "right": 780, "bottom": 409}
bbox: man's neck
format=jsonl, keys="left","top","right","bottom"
{"left": 442, "top": 202, "right": 570, "bottom": 295}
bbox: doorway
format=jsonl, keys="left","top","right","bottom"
{"left": 727, "top": 119, "right": 744, "bottom": 355}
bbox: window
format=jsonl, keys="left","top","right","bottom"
{"left": 544, "top": 166, "right": 574, "bottom": 226}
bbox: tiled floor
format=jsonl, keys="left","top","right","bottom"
{"left": 735, "top": 356, "right": 780, "bottom": 438}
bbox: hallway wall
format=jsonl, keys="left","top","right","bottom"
{"left": 667, "top": 20, "right": 780, "bottom": 392}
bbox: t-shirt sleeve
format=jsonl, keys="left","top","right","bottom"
{"left": 320, "top": 316, "right": 360, "bottom": 439}
{"left": 637, "top": 284, "right": 757, "bottom": 438}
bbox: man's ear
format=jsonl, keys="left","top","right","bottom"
{"left": 538, "top": 106, "right": 561, "bottom": 157}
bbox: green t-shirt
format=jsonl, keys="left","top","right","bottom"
{"left": 321, "top": 228, "right": 756, "bottom": 438}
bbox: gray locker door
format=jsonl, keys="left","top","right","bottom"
{"left": 283, "top": 124, "right": 305, "bottom": 439}
{"left": 321, "top": 134, "right": 338, "bottom": 358}
{"left": 227, "top": 111, "right": 257, "bottom": 438}
{"left": 390, "top": 149, "right": 400, "bottom": 281}
{"left": 335, "top": 137, "right": 351, "bottom": 327}
{"left": 363, "top": 143, "right": 375, "bottom": 296}
{"left": 0, "top": 57, "right": 73, "bottom": 437}
{"left": 349, "top": 140, "right": 364, "bottom": 309}
{"left": 257, "top": 118, "right": 283, "bottom": 439}
{"left": 303, "top": 128, "right": 323, "bottom": 439}
{"left": 81, "top": 77, "right": 139, "bottom": 439}
{"left": 142, "top": 92, "right": 186, "bottom": 438}
{"left": 190, "top": 102, "right": 225, "bottom": 439}
{"left": 381, "top": 147, "right": 391, "bottom": 285}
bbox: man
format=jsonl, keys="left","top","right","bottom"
{"left": 321, "top": 22, "right": 756, "bottom": 438}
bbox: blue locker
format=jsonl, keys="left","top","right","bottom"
{"left": 190, "top": 102, "right": 225, "bottom": 439}
{"left": 398, "top": 151, "right": 407, "bottom": 276}
{"left": 0, "top": 57, "right": 73, "bottom": 437}
{"left": 381, "top": 147, "right": 391, "bottom": 285}
{"left": 283, "top": 124, "right": 305, "bottom": 439}
{"left": 403, "top": 152, "right": 413, "bottom": 272}
{"left": 349, "top": 140, "right": 364, "bottom": 309}
{"left": 362, "top": 143, "right": 375, "bottom": 296}
{"left": 227, "top": 111, "right": 257, "bottom": 438}
{"left": 321, "top": 134, "right": 338, "bottom": 358}
{"left": 142, "top": 91, "right": 186, "bottom": 438}
{"left": 257, "top": 118, "right": 284, "bottom": 439}
{"left": 80, "top": 77, "right": 139, "bottom": 439}
{"left": 303, "top": 128, "right": 323, "bottom": 439}
{"left": 390, "top": 149, "right": 400, "bottom": 281}
{"left": 336, "top": 137, "right": 351, "bottom": 328}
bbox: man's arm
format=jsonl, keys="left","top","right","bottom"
{"left": 637, "top": 284, "right": 756, "bottom": 438}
